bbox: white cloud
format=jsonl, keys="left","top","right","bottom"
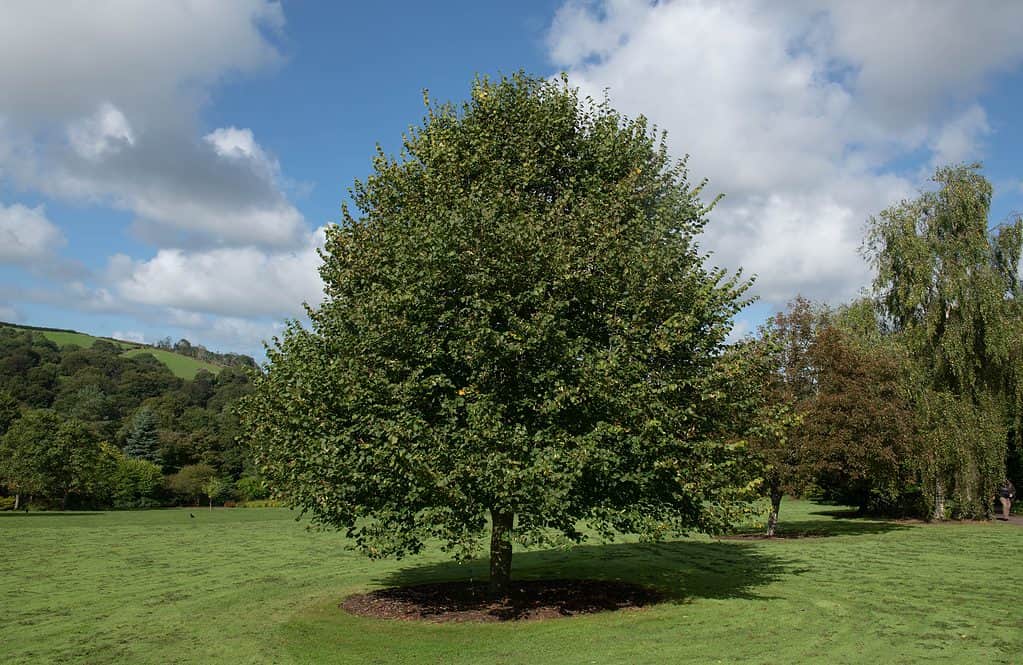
{"left": 111, "top": 330, "right": 146, "bottom": 344}
{"left": 0, "top": 1, "right": 284, "bottom": 124}
{"left": 0, "top": 1, "right": 304, "bottom": 249}
{"left": 820, "top": 1, "right": 1023, "bottom": 126}
{"left": 725, "top": 318, "right": 752, "bottom": 344}
{"left": 112, "top": 226, "right": 327, "bottom": 317}
{"left": 928, "top": 105, "right": 990, "bottom": 168}
{"left": 0, "top": 202, "right": 65, "bottom": 264}
{"left": 8, "top": 113, "right": 307, "bottom": 249}
{"left": 548, "top": 0, "right": 1023, "bottom": 304}
{"left": 68, "top": 102, "right": 135, "bottom": 160}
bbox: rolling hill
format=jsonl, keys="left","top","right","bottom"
{"left": 0, "top": 322, "right": 227, "bottom": 380}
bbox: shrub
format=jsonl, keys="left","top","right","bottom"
{"left": 165, "top": 463, "right": 216, "bottom": 505}
{"left": 112, "top": 457, "right": 164, "bottom": 509}
{"left": 234, "top": 475, "right": 269, "bottom": 501}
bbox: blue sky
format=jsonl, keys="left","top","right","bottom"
{"left": 2, "top": 1, "right": 1022, "bottom": 357}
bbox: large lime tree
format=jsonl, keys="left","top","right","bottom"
{"left": 865, "top": 164, "right": 1023, "bottom": 518}
{"left": 241, "top": 74, "right": 758, "bottom": 594}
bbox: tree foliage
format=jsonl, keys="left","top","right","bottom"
{"left": 0, "top": 326, "right": 255, "bottom": 508}
{"left": 864, "top": 164, "right": 1022, "bottom": 518}
{"left": 0, "top": 410, "right": 109, "bottom": 508}
{"left": 0, "top": 389, "right": 19, "bottom": 435}
{"left": 745, "top": 296, "right": 826, "bottom": 535}
{"left": 242, "top": 73, "right": 759, "bottom": 593}
{"left": 165, "top": 463, "right": 217, "bottom": 505}
{"left": 123, "top": 408, "right": 162, "bottom": 467}
{"left": 804, "top": 323, "right": 920, "bottom": 515}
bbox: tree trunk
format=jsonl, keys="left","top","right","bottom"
{"left": 209, "top": 497, "right": 213, "bottom": 512}
{"left": 13, "top": 493, "right": 19, "bottom": 511}
{"left": 766, "top": 489, "right": 783, "bottom": 537}
{"left": 489, "top": 510, "right": 514, "bottom": 597}
{"left": 933, "top": 478, "right": 946, "bottom": 521}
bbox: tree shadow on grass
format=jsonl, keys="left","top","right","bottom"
{"left": 372, "top": 539, "right": 801, "bottom": 606}
{"left": 726, "top": 517, "right": 912, "bottom": 539}
{"left": 0, "top": 512, "right": 105, "bottom": 518}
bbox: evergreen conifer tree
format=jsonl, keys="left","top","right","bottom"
{"left": 123, "top": 408, "right": 162, "bottom": 467}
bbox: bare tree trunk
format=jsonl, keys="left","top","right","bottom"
{"left": 13, "top": 493, "right": 19, "bottom": 511}
{"left": 766, "top": 489, "right": 783, "bottom": 537}
{"left": 933, "top": 478, "right": 946, "bottom": 521}
{"left": 209, "top": 497, "right": 213, "bottom": 512}
{"left": 489, "top": 510, "right": 514, "bottom": 597}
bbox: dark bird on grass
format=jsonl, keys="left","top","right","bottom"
{"left": 189, "top": 513, "right": 195, "bottom": 518}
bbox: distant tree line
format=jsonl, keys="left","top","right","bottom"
{"left": 152, "top": 337, "right": 257, "bottom": 370}
{"left": 745, "top": 164, "right": 1022, "bottom": 530}
{"left": 0, "top": 329, "right": 267, "bottom": 510}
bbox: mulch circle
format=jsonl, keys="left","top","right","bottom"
{"left": 341, "top": 579, "right": 663, "bottom": 623}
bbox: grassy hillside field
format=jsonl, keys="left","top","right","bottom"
{"left": 34, "top": 329, "right": 136, "bottom": 350}
{"left": 2, "top": 500, "right": 1020, "bottom": 664}
{"left": 120, "top": 348, "right": 223, "bottom": 380}
{"left": 1, "top": 323, "right": 223, "bottom": 380}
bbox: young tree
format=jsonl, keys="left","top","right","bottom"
{"left": 864, "top": 164, "right": 1023, "bottom": 518}
{"left": 202, "top": 476, "right": 231, "bottom": 511}
{"left": 242, "top": 73, "right": 758, "bottom": 595}
{"left": 746, "top": 297, "right": 825, "bottom": 536}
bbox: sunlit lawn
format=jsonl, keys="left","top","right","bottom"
{"left": 2, "top": 500, "right": 1020, "bottom": 664}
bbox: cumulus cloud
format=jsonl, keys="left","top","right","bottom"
{"left": 819, "top": 1, "right": 1023, "bottom": 126}
{"left": 928, "top": 105, "right": 991, "bottom": 169}
{"left": 6, "top": 108, "right": 306, "bottom": 250}
{"left": 0, "top": 1, "right": 303, "bottom": 249}
{"left": 111, "top": 330, "right": 146, "bottom": 344}
{"left": 68, "top": 103, "right": 135, "bottom": 161}
{"left": 111, "top": 226, "right": 328, "bottom": 318}
{"left": 548, "top": 0, "right": 1023, "bottom": 303}
{"left": 0, "top": 1, "right": 284, "bottom": 124}
{"left": 0, "top": 202, "right": 65, "bottom": 264}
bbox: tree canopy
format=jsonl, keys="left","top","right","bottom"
{"left": 865, "top": 164, "right": 1023, "bottom": 518}
{"left": 241, "top": 73, "right": 759, "bottom": 594}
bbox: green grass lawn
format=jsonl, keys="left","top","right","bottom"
{"left": 2, "top": 501, "right": 1021, "bottom": 664}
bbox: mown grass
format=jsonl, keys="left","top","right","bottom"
{"left": 2, "top": 501, "right": 1020, "bottom": 664}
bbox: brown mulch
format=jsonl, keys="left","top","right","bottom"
{"left": 341, "top": 579, "right": 663, "bottom": 623}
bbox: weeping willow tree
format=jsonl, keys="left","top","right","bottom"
{"left": 865, "top": 164, "right": 1023, "bottom": 519}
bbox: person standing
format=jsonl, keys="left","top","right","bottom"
{"left": 997, "top": 479, "right": 1016, "bottom": 520}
